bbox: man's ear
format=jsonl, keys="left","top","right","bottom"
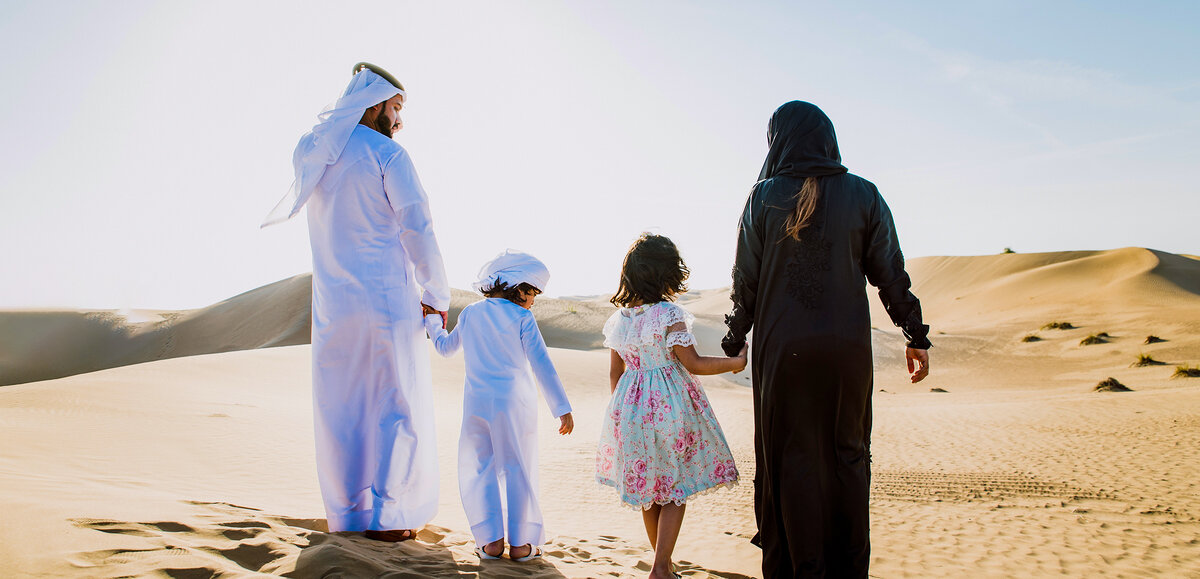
{"left": 360, "top": 103, "right": 381, "bottom": 124}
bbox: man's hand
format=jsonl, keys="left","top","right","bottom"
{"left": 906, "top": 348, "right": 929, "bottom": 383}
{"left": 558, "top": 413, "right": 574, "bottom": 435}
{"left": 421, "top": 303, "right": 448, "bottom": 329}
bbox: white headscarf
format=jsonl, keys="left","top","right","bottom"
{"left": 261, "top": 69, "right": 406, "bottom": 227}
{"left": 472, "top": 250, "right": 551, "bottom": 294}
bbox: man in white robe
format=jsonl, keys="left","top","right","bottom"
{"left": 263, "top": 63, "right": 450, "bottom": 539}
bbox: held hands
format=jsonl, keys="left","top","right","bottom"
{"left": 731, "top": 342, "right": 749, "bottom": 374}
{"left": 558, "top": 413, "right": 574, "bottom": 435}
{"left": 906, "top": 348, "right": 930, "bottom": 383}
{"left": 421, "top": 303, "right": 448, "bottom": 329}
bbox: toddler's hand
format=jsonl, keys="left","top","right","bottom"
{"left": 732, "top": 343, "right": 749, "bottom": 374}
{"left": 421, "top": 303, "right": 448, "bottom": 328}
{"left": 558, "top": 413, "right": 574, "bottom": 435}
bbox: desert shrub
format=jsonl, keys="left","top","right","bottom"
{"left": 1145, "top": 335, "right": 1165, "bottom": 344}
{"left": 1079, "top": 334, "right": 1108, "bottom": 346}
{"left": 1131, "top": 353, "right": 1163, "bottom": 367}
{"left": 1094, "top": 377, "right": 1131, "bottom": 392}
{"left": 1042, "top": 321, "right": 1075, "bottom": 330}
{"left": 930, "top": 387, "right": 948, "bottom": 393}
{"left": 1173, "top": 365, "right": 1200, "bottom": 379}
{"left": 1021, "top": 334, "right": 1041, "bottom": 343}
{"left": 1003, "top": 247, "right": 1016, "bottom": 254}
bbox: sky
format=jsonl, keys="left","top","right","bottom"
{"left": 0, "top": 0, "right": 1196, "bottom": 309}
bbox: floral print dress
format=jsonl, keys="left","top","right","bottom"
{"left": 596, "top": 301, "right": 739, "bottom": 508}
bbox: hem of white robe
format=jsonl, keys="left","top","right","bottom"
{"left": 467, "top": 520, "right": 543, "bottom": 548}
{"left": 509, "top": 521, "right": 544, "bottom": 548}
{"left": 327, "top": 503, "right": 438, "bottom": 533}
{"left": 469, "top": 519, "right": 505, "bottom": 547}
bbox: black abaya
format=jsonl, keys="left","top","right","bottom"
{"left": 722, "top": 102, "right": 931, "bottom": 578}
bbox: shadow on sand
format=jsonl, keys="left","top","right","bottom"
{"left": 67, "top": 500, "right": 569, "bottom": 578}
{"left": 68, "top": 499, "right": 759, "bottom": 578}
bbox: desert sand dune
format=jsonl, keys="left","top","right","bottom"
{"left": 0, "top": 274, "right": 312, "bottom": 386}
{"left": 6, "top": 247, "right": 1196, "bottom": 388}
{"left": 2, "top": 247, "right": 1199, "bottom": 577}
{"left": 899, "top": 247, "right": 1200, "bottom": 328}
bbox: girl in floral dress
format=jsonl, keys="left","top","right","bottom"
{"left": 597, "top": 233, "right": 747, "bottom": 579}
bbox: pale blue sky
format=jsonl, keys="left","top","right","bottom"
{"left": 0, "top": 1, "right": 1196, "bottom": 309}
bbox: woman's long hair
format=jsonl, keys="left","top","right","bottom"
{"left": 783, "top": 176, "right": 820, "bottom": 241}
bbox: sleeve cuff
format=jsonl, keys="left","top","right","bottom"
{"left": 422, "top": 290, "right": 449, "bottom": 311}
{"left": 904, "top": 324, "right": 932, "bottom": 350}
{"left": 721, "top": 332, "right": 746, "bottom": 357}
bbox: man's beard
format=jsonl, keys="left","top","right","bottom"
{"left": 373, "top": 114, "right": 397, "bottom": 137}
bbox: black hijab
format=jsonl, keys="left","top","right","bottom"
{"left": 758, "top": 101, "right": 847, "bottom": 181}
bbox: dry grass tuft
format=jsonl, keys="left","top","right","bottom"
{"left": 1042, "top": 321, "right": 1075, "bottom": 330}
{"left": 1131, "top": 353, "right": 1164, "bottom": 367}
{"left": 1145, "top": 335, "right": 1166, "bottom": 344}
{"left": 1021, "top": 334, "right": 1041, "bottom": 343}
{"left": 1173, "top": 365, "right": 1200, "bottom": 379}
{"left": 1079, "top": 334, "right": 1108, "bottom": 346}
{"left": 1094, "top": 377, "right": 1132, "bottom": 392}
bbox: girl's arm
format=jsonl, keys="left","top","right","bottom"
{"left": 424, "top": 314, "right": 461, "bottom": 357}
{"left": 668, "top": 322, "right": 748, "bottom": 375}
{"left": 520, "top": 314, "right": 572, "bottom": 419}
{"left": 609, "top": 349, "right": 625, "bottom": 394}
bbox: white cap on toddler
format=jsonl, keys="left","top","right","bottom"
{"left": 472, "top": 249, "right": 550, "bottom": 294}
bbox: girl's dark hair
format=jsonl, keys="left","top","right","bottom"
{"left": 481, "top": 280, "right": 542, "bottom": 305}
{"left": 610, "top": 234, "right": 689, "bottom": 307}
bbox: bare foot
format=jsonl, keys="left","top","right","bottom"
{"left": 363, "top": 528, "right": 417, "bottom": 542}
{"left": 648, "top": 562, "right": 678, "bottom": 578}
{"left": 509, "top": 543, "right": 532, "bottom": 559}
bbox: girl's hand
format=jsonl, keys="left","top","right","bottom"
{"left": 558, "top": 413, "right": 574, "bottom": 435}
{"left": 731, "top": 343, "right": 749, "bottom": 374}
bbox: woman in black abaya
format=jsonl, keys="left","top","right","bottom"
{"left": 722, "top": 101, "right": 931, "bottom": 578}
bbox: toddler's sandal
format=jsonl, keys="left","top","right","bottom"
{"left": 512, "top": 545, "right": 543, "bottom": 562}
{"left": 474, "top": 546, "right": 502, "bottom": 560}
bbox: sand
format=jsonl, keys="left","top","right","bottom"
{"left": 1, "top": 247, "right": 1198, "bottom": 577}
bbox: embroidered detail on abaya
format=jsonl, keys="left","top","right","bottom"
{"left": 784, "top": 232, "right": 832, "bottom": 309}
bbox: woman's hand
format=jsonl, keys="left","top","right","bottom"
{"left": 906, "top": 348, "right": 929, "bottom": 383}
{"left": 558, "top": 413, "right": 574, "bottom": 435}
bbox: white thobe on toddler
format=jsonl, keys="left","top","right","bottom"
{"left": 424, "top": 298, "right": 571, "bottom": 548}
